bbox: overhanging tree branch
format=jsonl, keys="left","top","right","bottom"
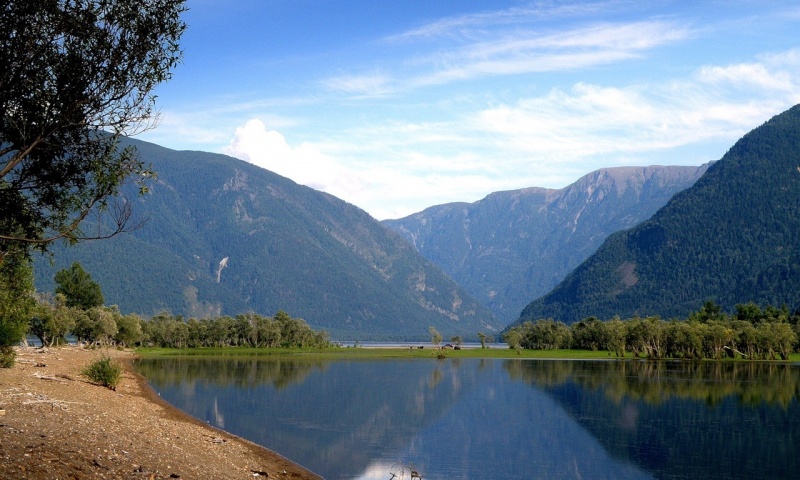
{"left": 0, "top": 0, "right": 186, "bottom": 254}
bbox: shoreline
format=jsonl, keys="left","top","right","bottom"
{"left": 123, "top": 357, "right": 323, "bottom": 479}
{"left": 0, "top": 345, "right": 321, "bottom": 479}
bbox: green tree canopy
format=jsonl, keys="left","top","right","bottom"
{"left": 28, "top": 294, "right": 76, "bottom": 347}
{"left": 0, "top": 247, "right": 35, "bottom": 365}
{"left": 0, "top": 0, "right": 186, "bottom": 255}
{"left": 55, "top": 262, "right": 104, "bottom": 310}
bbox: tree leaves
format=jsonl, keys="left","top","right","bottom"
{"left": 0, "top": 0, "right": 186, "bottom": 251}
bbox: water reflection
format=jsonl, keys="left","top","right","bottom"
{"left": 135, "top": 357, "right": 800, "bottom": 479}
{"left": 505, "top": 359, "right": 800, "bottom": 407}
{"left": 507, "top": 360, "right": 800, "bottom": 480}
{"left": 136, "top": 356, "right": 327, "bottom": 390}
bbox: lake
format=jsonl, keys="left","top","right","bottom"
{"left": 134, "top": 357, "right": 800, "bottom": 479}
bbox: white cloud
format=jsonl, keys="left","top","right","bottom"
{"left": 698, "top": 64, "right": 794, "bottom": 92}
{"left": 696, "top": 49, "right": 800, "bottom": 97}
{"left": 222, "top": 119, "right": 511, "bottom": 220}
{"left": 223, "top": 118, "right": 366, "bottom": 197}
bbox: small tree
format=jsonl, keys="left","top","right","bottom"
{"left": 55, "top": 262, "right": 104, "bottom": 310}
{"left": 0, "top": 247, "right": 35, "bottom": 366}
{"left": 429, "top": 326, "right": 444, "bottom": 358}
{"left": 114, "top": 313, "right": 143, "bottom": 347}
{"left": 605, "top": 318, "right": 628, "bottom": 357}
{"left": 29, "top": 295, "right": 75, "bottom": 347}
{"left": 503, "top": 329, "right": 523, "bottom": 354}
{"left": 88, "top": 307, "right": 119, "bottom": 346}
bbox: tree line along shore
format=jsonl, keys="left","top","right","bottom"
{"left": 504, "top": 301, "right": 800, "bottom": 360}
{"left": 6, "top": 262, "right": 800, "bottom": 365}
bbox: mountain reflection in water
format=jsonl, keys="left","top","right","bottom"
{"left": 135, "top": 357, "right": 800, "bottom": 479}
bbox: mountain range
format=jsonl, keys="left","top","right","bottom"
{"left": 515, "top": 104, "right": 800, "bottom": 325}
{"left": 34, "top": 104, "right": 800, "bottom": 340}
{"left": 383, "top": 163, "right": 709, "bottom": 323}
{"left": 33, "top": 138, "right": 499, "bottom": 341}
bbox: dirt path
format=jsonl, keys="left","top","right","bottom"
{"left": 0, "top": 346, "right": 322, "bottom": 479}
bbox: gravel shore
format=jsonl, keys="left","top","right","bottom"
{"left": 0, "top": 345, "right": 321, "bottom": 479}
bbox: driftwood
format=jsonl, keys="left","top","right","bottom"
{"left": 202, "top": 434, "right": 227, "bottom": 444}
{"left": 32, "top": 371, "right": 73, "bottom": 382}
{"left": 723, "top": 345, "right": 748, "bottom": 358}
{"left": 18, "top": 393, "right": 86, "bottom": 411}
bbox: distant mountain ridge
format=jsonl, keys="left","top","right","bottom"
{"left": 33, "top": 138, "right": 500, "bottom": 341}
{"left": 383, "top": 163, "right": 709, "bottom": 322}
{"left": 515, "top": 103, "right": 800, "bottom": 324}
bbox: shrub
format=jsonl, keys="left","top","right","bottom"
{"left": 82, "top": 355, "right": 123, "bottom": 390}
{"left": 0, "top": 346, "right": 15, "bottom": 368}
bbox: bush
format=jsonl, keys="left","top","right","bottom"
{"left": 81, "top": 356, "right": 123, "bottom": 390}
{"left": 0, "top": 346, "right": 15, "bottom": 368}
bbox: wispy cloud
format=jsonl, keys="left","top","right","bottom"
{"left": 325, "top": 17, "right": 692, "bottom": 96}
{"left": 322, "top": 72, "right": 395, "bottom": 98}
{"left": 389, "top": 1, "right": 626, "bottom": 41}
{"left": 468, "top": 51, "right": 800, "bottom": 168}
{"left": 697, "top": 49, "right": 800, "bottom": 94}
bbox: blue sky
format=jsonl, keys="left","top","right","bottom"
{"left": 138, "top": 0, "right": 800, "bottom": 220}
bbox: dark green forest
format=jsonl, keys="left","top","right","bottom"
{"left": 517, "top": 104, "right": 800, "bottom": 325}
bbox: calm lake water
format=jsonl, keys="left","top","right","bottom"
{"left": 134, "top": 357, "right": 800, "bottom": 479}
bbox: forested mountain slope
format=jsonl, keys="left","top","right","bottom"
{"left": 515, "top": 104, "right": 800, "bottom": 325}
{"left": 33, "top": 138, "right": 499, "bottom": 340}
{"left": 383, "top": 164, "right": 708, "bottom": 322}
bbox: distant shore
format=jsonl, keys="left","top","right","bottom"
{"left": 136, "top": 345, "right": 800, "bottom": 361}
{"left": 136, "top": 345, "right": 626, "bottom": 360}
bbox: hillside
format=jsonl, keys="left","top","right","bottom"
{"left": 516, "top": 104, "right": 800, "bottom": 324}
{"left": 383, "top": 164, "right": 708, "bottom": 322}
{"left": 33, "top": 138, "right": 500, "bottom": 341}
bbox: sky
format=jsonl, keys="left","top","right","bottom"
{"left": 137, "top": 0, "right": 800, "bottom": 220}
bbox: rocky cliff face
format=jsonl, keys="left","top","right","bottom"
{"left": 383, "top": 164, "right": 710, "bottom": 323}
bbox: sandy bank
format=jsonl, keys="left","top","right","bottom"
{"left": 0, "top": 345, "right": 321, "bottom": 479}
